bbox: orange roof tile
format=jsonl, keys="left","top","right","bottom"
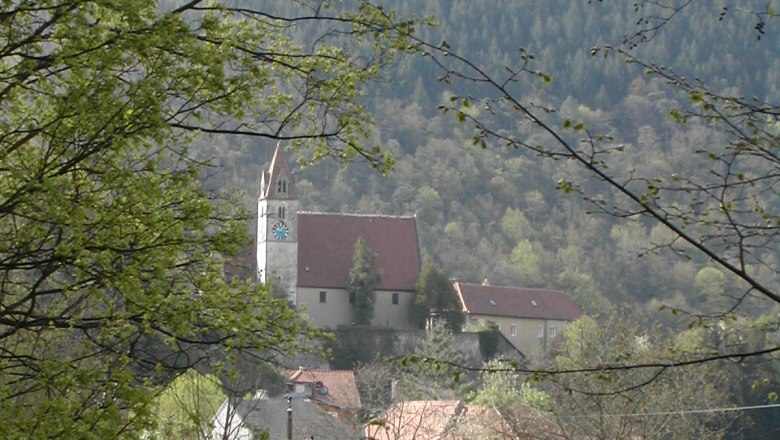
{"left": 284, "top": 369, "right": 362, "bottom": 409}
{"left": 366, "top": 400, "right": 462, "bottom": 440}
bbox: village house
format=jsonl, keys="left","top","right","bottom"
{"left": 211, "top": 396, "right": 360, "bottom": 440}
{"left": 211, "top": 368, "right": 362, "bottom": 439}
{"left": 454, "top": 281, "right": 580, "bottom": 360}
{"left": 283, "top": 367, "right": 362, "bottom": 421}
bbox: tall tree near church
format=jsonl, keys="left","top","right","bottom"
{"left": 410, "top": 264, "right": 464, "bottom": 331}
{"left": 349, "top": 238, "right": 382, "bottom": 325}
{"left": 0, "top": 1, "right": 419, "bottom": 437}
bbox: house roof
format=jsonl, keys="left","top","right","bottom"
{"left": 236, "top": 397, "right": 360, "bottom": 439}
{"left": 454, "top": 282, "right": 580, "bottom": 321}
{"left": 456, "top": 404, "right": 559, "bottom": 439}
{"left": 366, "top": 400, "right": 557, "bottom": 440}
{"left": 365, "top": 400, "right": 463, "bottom": 440}
{"left": 283, "top": 368, "right": 362, "bottom": 409}
{"left": 297, "top": 213, "right": 421, "bottom": 291}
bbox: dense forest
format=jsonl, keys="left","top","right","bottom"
{"left": 205, "top": 0, "right": 779, "bottom": 319}
{"left": 194, "top": 3, "right": 780, "bottom": 432}
{"left": 3, "top": 1, "right": 774, "bottom": 438}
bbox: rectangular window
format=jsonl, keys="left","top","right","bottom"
{"left": 319, "top": 291, "right": 327, "bottom": 303}
{"left": 278, "top": 206, "right": 285, "bottom": 219}
{"left": 392, "top": 293, "right": 399, "bottom": 305}
{"left": 549, "top": 326, "right": 557, "bottom": 338}
{"left": 510, "top": 325, "right": 517, "bottom": 336}
{"left": 537, "top": 325, "right": 544, "bottom": 338}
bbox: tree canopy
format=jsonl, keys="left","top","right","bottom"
{"left": 411, "top": 0, "right": 780, "bottom": 369}
{"left": 0, "top": 1, "right": 419, "bottom": 437}
{"left": 410, "top": 263, "right": 464, "bottom": 331}
{"left": 349, "top": 237, "right": 382, "bottom": 325}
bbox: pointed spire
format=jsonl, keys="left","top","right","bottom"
{"left": 261, "top": 142, "right": 295, "bottom": 199}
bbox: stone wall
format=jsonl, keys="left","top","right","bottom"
{"left": 324, "top": 327, "right": 525, "bottom": 370}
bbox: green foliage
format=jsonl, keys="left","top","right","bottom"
{"left": 348, "top": 237, "right": 382, "bottom": 325}
{"left": 0, "top": 1, "right": 419, "bottom": 437}
{"left": 471, "top": 360, "right": 553, "bottom": 414}
{"left": 404, "top": 321, "right": 470, "bottom": 399}
{"left": 327, "top": 327, "right": 398, "bottom": 370}
{"left": 153, "top": 370, "right": 226, "bottom": 440}
{"left": 469, "top": 359, "right": 551, "bottom": 437}
{"left": 216, "top": 353, "right": 286, "bottom": 399}
{"left": 358, "top": 323, "right": 472, "bottom": 404}
{"left": 547, "top": 311, "right": 736, "bottom": 439}
{"left": 410, "top": 264, "right": 464, "bottom": 331}
{"left": 477, "top": 321, "right": 501, "bottom": 360}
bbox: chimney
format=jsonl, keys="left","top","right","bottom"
{"left": 311, "top": 381, "right": 320, "bottom": 401}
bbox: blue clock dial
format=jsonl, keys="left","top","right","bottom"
{"left": 272, "top": 222, "right": 289, "bottom": 240}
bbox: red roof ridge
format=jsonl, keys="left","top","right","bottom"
{"left": 455, "top": 281, "right": 565, "bottom": 294}
{"left": 299, "top": 211, "right": 416, "bottom": 219}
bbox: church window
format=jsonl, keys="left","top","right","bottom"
{"left": 319, "top": 291, "right": 327, "bottom": 303}
{"left": 278, "top": 206, "right": 285, "bottom": 219}
{"left": 277, "top": 179, "right": 287, "bottom": 194}
{"left": 392, "top": 293, "right": 399, "bottom": 305}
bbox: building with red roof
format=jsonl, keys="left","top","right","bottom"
{"left": 365, "top": 399, "right": 557, "bottom": 439}
{"left": 257, "top": 144, "right": 421, "bottom": 329}
{"left": 283, "top": 368, "right": 362, "bottom": 420}
{"left": 454, "top": 281, "right": 580, "bottom": 359}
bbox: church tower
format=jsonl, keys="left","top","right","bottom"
{"left": 257, "top": 143, "right": 299, "bottom": 304}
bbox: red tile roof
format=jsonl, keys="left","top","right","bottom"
{"left": 366, "top": 400, "right": 463, "bottom": 440}
{"left": 454, "top": 282, "right": 580, "bottom": 321}
{"left": 283, "top": 368, "right": 362, "bottom": 409}
{"left": 297, "top": 213, "right": 421, "bottom": 291}
{"left": 366, "top": 400, "right": 557, "bottom": 440}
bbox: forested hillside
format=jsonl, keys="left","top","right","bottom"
{"left": 204, "top": 0, "right": 778, "bottom": 320}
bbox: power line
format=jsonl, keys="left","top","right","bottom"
{"left": 574, "top": 402, "right": 780, "bottom": 418}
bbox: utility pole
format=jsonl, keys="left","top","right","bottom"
{"left": 287, "top": 396, "right": 293, "bottom": 440}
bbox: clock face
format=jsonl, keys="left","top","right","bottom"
{"left": 272, "top": 222, "right": 289, "bottom": 240}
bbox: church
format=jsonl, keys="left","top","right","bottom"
{"left": 256, "top": 144, "right": 422, "bottom": 329}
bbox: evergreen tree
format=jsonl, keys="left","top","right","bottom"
{"left": 349, "top": 238, "right": 382, "bottom": 325}
{"left": 410, "top": 264, "right": 464, "bottom": 331}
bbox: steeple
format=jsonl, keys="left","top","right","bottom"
{"left": 260, "top": 142, "right": 295, "bottom": 200}
{"left": 257, "top": 143, "right": 299, "bottom": 304}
